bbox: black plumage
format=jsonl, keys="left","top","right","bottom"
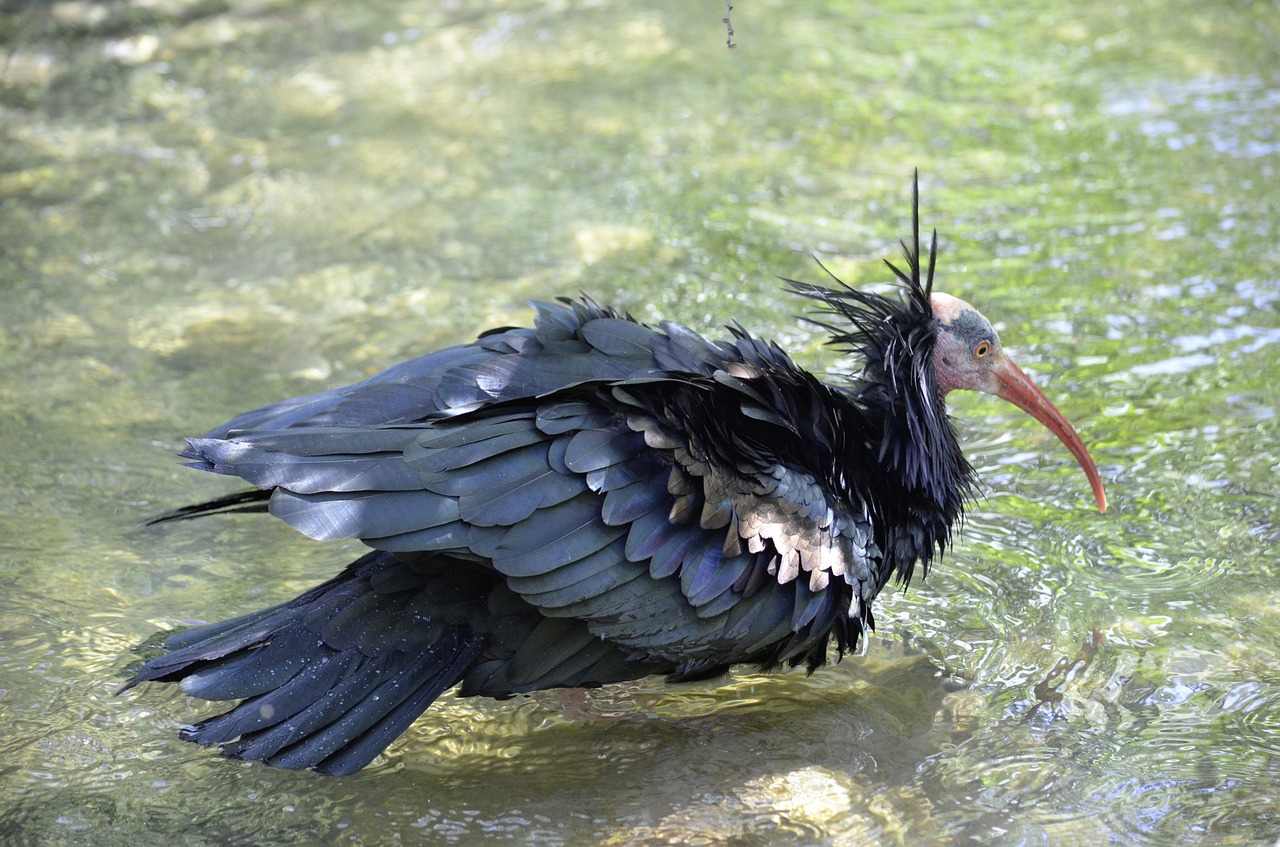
{"left": 126, "top": 176, "right": 1105, "bottom": 775}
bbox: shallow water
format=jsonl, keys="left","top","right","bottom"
{"left": 1, "top": 1, "right": 1277, "bottom": 844}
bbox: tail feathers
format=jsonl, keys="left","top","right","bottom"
{"left": 145, "top": 489, "right": 271, "bottom": 526}
{"left": 125, "top": 551, "right": 489, "bottom": 775}
{"left": 217, "top": 633, "right": 483, "bottom": 775}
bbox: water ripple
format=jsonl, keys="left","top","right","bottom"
{"left": 1211, "top": 680, "right": 1280, "bottom": 762}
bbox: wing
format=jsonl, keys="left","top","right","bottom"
{"left": 184, "top": 355, "right": 884, "bottom": 675}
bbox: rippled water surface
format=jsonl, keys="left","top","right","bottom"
{"left": 2, "top": 1, "right": 1277, "bottom": 844}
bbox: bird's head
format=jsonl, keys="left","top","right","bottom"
{"left": 929, "top": 291, "right": 1107, "bottom": 512}
{"left": 788, "top": 173, "right": 1107, "bottom": 514}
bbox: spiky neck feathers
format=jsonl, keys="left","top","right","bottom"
{"left": 785, "top": 180, "right": 976, "bottom": 575}
{"left": 789, "top": 273, "right": 971, "bottom": 513}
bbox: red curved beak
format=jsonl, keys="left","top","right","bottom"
{"left": 992, "top": 356, "right": 1108, "bottom": 513}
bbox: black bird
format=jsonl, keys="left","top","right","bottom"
{"left": 126, "top": 177, "right": 1107, "bottom": 775}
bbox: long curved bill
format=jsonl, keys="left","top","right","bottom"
{"left": 992, "top": 356, "right": 1108, "bottom": 513}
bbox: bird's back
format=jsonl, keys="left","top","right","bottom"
{"left": 198, "top": 298, "right": 745, "bottom": 436}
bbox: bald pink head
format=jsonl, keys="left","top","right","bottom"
{"left": 929, "top": 293, "right": 1107, "bottom": 512}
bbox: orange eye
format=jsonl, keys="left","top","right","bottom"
{"left": 974, "top": 341, "right": 991, "bottom": 359}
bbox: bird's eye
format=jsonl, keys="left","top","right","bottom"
{"left": 974, "top": 341, "right": 991, "bottom": 359}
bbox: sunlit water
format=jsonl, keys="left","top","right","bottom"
{"left": 1, "top": 1, "right": 1277, "bottom": 844}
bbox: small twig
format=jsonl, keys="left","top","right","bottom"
{"left": 723, "top": 1, "right": 735, "bottom": 48}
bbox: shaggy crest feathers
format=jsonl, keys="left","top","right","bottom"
{"left": 783, "top": 171, "right": 937, "bottom": 378}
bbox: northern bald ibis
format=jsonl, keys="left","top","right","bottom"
{"left": 126, "top": 176, "right": 1106, "bottom": 775}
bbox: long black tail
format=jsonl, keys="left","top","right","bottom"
{"left": 145, "top": 489, "right": 271, "bottom": 526}
{"left": 125, "top": 550, "right": 489, "bottom": 775}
